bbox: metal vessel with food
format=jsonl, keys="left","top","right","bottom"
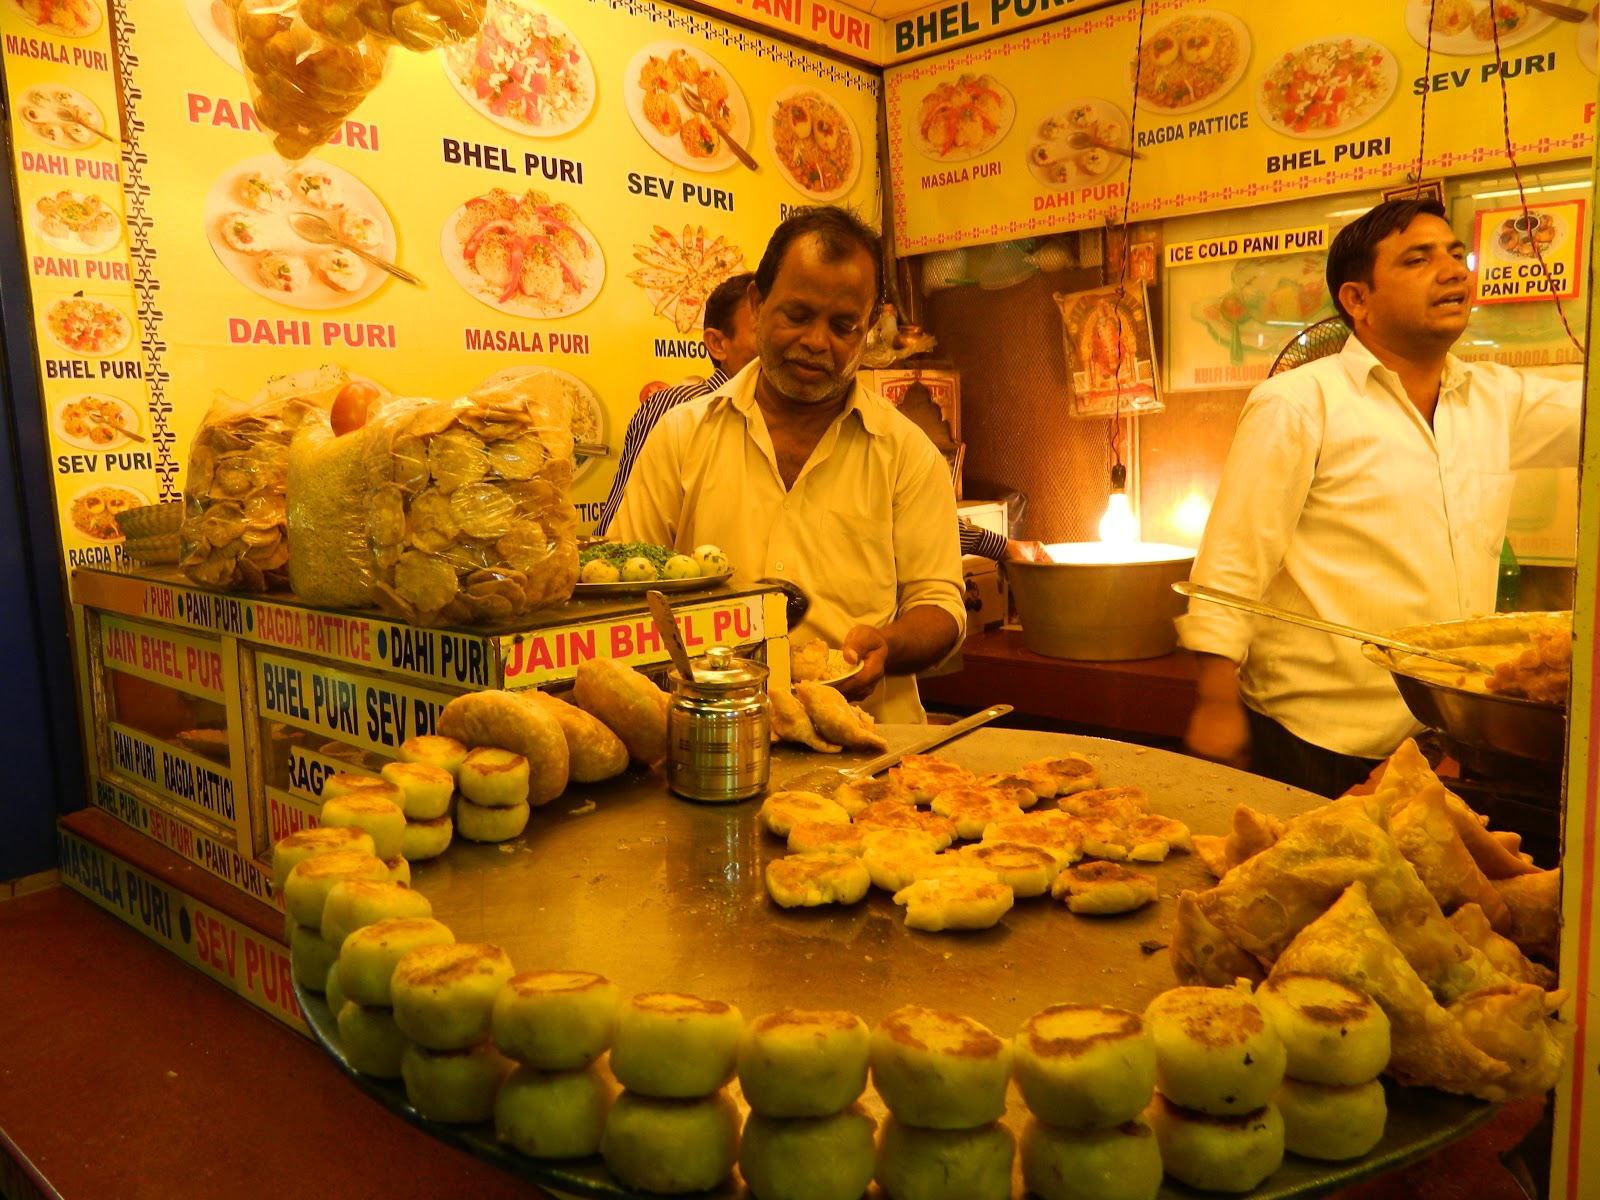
{"left": 1362, "top": 612, "right": 1572, "bottom": 763}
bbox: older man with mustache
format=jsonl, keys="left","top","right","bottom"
{"left": 613, "top": 205, "right": 966, "bottom": 723}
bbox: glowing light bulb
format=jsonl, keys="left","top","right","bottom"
{"left": 1098, "top": 492, "right": 1138, "bottom": 545}
{"left": 1174, "top": 494, "right": 1212, "bottom": 543}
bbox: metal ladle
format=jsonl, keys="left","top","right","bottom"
{"left": 1174, "top": 582, "right": 1497, "bottom": 675}
{"left": 646, "top": 589, "right": 697, "bottom": 683}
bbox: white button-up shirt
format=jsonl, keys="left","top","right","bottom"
{"left": 1176, "top": 336, "right": 1580, "bottom": 757}
{"left": 614, "top": 362, "right": 966, "bottom": 723}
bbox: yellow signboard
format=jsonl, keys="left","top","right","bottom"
{"left": 59, "top": 825, "right": 305, "bottom": 1032}
{"left": 2, "top": 3, "right": 158, "bottom": 574}
{"left": 1472, "top": 200, "right": 1585, "bottom": 305}
{"left": 1165, "top": 224, "right": 1327, "bottom": 269}
{"left": 499, "top": 591, "right": 766, "bottom": 685}
{"left": 112, "top": 0, "right": 880, "bottom": 540}
{"left": 886, "top": 0, "right": 1594, "bottom": 250}
{"left": 256, "top": 651, "right": 459, "bottom": 757}
{"left": 100, "top": 615, "right": 227, "bottom": 699}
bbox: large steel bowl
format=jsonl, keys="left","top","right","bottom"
{"left": 1006, "top": 543, "right": 1194, "bottom": 660}
{"left": 1361, "top": 612, "right": 1570, "bottom": 764}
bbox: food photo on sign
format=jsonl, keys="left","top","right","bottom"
{"left": 1051, "top": 283, "right": 1163, "bottom": 419}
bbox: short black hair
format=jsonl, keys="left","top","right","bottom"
{"left": 1326, "top": 197, "right": 1449, "bottom": 326}
{"left": 752, "top": 205, "right": 882, "bottom": 307}
{"left": 703, "top": 272, "right": 755, "bottom": 336}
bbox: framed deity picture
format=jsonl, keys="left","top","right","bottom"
{"left": 1052, "top": 283, "right": 1163, "bottom": 419}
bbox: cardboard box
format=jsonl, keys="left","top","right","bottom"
{"left": 962, "top": 554, "right": 1005, "bottom": 630}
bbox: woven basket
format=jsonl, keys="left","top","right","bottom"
{"left": 115, "top": 501, "right": 184, "bottom": 540}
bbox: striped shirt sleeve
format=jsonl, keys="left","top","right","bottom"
{"left": 591, "top": 369, "right": 724, "bottom": 535}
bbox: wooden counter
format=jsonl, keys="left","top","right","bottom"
{"left": 919, "top": 627, "right": 1200, "bottom": 740}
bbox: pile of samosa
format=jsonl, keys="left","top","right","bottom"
{"left": 1173, "top": 739, "right": 1563, "bottom": 1102}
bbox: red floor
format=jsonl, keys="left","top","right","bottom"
{"left": 0, "top": 881, "right": 1546, "bottom": 1200}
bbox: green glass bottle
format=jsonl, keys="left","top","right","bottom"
{"left": 1496, "top": 536, "right": 1521, "bottom": 613}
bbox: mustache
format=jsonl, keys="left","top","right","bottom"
{"left": 783, "top": 354, "right": 831, "bottom": 370}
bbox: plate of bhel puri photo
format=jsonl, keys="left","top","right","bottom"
{"left": 576, "top": 541, "right": 732, "bottom": 595}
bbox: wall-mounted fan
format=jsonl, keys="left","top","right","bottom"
{"left": 1269, "top": 316, "right": 1351, "bottom": 376}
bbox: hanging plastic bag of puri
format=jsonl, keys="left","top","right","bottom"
{"left": 179, "top": 369, "right": 344, "bottom": 592}
{"left": 288, "top": 368, "right": 580, "bottom": 626}
{"left": 225, "top": 0, "right": 486, "bottom": 161}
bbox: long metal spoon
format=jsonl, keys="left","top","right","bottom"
{"left": 1064, "top": 130, "right": 1144, "bottom": 159}
{"left": 781, "top": 703, "right": 1014, "bottom": 797}
{"left": 646, "top": 589, "right": 697, "bottom": 683}
{"left": 288, "top": 212, "right": 423, "bottom": 286}
{"left": 1174, "top": 582, "right": 1497, "bottom": 675}
{"left": 680, "top": 85, "right": 759, "bottom": 172}
{"left": 1525, "top": 0, "right": 1586, "bottom": 22}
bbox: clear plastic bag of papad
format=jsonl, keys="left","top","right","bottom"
{"left": 230, "top": 0, "right": 391, "bottom": 163}
{"left": 358, "top": 377, "right": 579, "bottom": 628}
{"left": 286, "top": 381, "right": 405, "bottom": 610}
{"left": 179, "top": 371, "right": 339, "bottom": 593}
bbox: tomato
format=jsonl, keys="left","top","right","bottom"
{"left": 331, "top": 380, "right": 382, "bottom": 436}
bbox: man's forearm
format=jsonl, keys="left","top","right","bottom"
{"left": 881, "top": 606, "right": 962, "bottom": 675}
{"left": 1193, "top": 652, "right": 1242, "bottom": 704}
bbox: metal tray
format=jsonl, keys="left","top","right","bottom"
{"left": 1362, "top": 612, "right": 1569, "bottom": 764}
{"left": 573, "top": 571, "right": 732, "bottom": 598}
{"left": 297, "top": 728, "right": 1500, "bottom": 1199}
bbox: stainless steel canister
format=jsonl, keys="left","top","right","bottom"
{"left": 666, "top": 646, "right": 770, "bottom": 802}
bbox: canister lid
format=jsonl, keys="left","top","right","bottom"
{"left": 673, "top": 645, "right": 768, "bottom": 690}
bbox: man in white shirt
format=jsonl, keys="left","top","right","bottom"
{"left": 1177, "top": 197, "right": 1580, "bottom": 796}
{"left": 613, "top": 206, "right": 966, "bottom": 723}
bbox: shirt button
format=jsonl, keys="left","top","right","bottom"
{"left": 774, "top": 562, "right": 784, "bottom": 572}
{"left": 782, "top": 501, "right": 790, "bottom": 511}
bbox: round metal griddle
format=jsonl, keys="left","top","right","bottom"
{"left": 297, "top": 727, "right": 1498, "bottom": 1199}
{"left": 1361, "top": 613, "right": 1569, "bottom": 765}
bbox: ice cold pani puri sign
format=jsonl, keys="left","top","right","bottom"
{"left": 1472, "top": 200, "right": 1585, "bottom": 305}
{"left": 886, "top": 0, "right": 1596, "bottom": 250}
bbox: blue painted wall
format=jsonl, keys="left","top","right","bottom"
{"left": 0, "top": 98, "right": 89, "bottom": 881}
